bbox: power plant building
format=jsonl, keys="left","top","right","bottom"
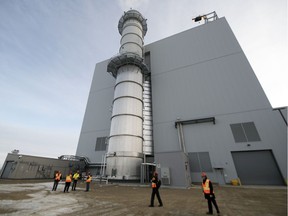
{"left": 75, "top": 10, "right": 287, "bottom": 187}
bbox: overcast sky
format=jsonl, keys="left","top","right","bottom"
{"left": 0, "top": 0, "right": 287, "bottom": 168}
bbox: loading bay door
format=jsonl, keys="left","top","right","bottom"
{"left": 231, "top": 150, "right": 285, "bottom": 185}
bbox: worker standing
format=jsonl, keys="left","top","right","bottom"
{"left": 52, "top": 170, "right": 62, "bottom": 191}
{"left": 201, "top": 172, "right": 220, "bottom": 215}
{"left": 71, "top": 170, "right": 80, "bottom": 191}
{"left": 63, "top": 172, "right": 72, "bottom": 193}
{"left": 149, "top": 171, "right": 163, "bottom": 207}
{"left": 85, "top": 172, "right": 92, "bottom": 192}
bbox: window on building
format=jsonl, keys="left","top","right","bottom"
{"left": 188, "top": 152, "right": 213, "bottom": 172}
{"left": 230, "top": 122, "right": 261, "bottom": 143}
{"left": 95, "top": 137, "right": 107, "bottom": 151}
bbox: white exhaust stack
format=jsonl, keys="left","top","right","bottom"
{"left": 106, "top": 10, "right": 149, "bottom": 180}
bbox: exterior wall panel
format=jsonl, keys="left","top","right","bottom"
{"left": 76, "top": 60, "right": 114, "bottom": 163}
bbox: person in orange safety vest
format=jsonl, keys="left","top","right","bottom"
{"left": 149, "top": 171, "right": 163, "bottom": 207}
{"left": 52, "top": 170, "right": 62, "bottom": 191}
{"left": 85, "top": 172, "right": 92, "bottom": 192}
{"left": 202, "top": 172, "right": 220, "bottom": 215}
{"left": 63, "top": 172, "right": 72, "bottom": 193}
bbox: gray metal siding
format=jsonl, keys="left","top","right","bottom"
{"left": 146, "top": 18, "right": 243, "bottom": 75}
{"left": 146, "top": 19, "right": 271, "bottom": 124}
{"left": 153, "top": 122, "right": 180, "bottom": 153}
{"left": 76, "top": 131, "right": 108, "bottom": 163}
{"left": 1, "top": 154, "right": 85, "bottom": 179}
{"left": 81, "top": 88, "right": 114, "bottom": 131}
{"left": 142, "top": 17, "right": 283, "bottom": 185}
{"left": 155, "top": 151, "right": 191, "bottom": 187}
{"left": 184, "top": 109, "right": 287, "bottom": 184}
{"left": 76, "top": 60, "right": 114, "bottom": 162}
{"left": 1, "top": 161, "right": 13, "bottom": 178}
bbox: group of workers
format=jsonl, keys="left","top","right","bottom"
{"left": 52, "top": 170, "right": 220, "bottom": 215}
{"left": 52, "top": 170, "right": 92, "bottom": 193}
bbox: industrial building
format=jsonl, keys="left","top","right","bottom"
{"left": 75, "top": 10, "right": 287, "bottom": 187}
{"left": 1, "top": 10, "right": 287, "bottom": 187}
{"left": 0, "top": 153, "right": 86, "bottom": 179}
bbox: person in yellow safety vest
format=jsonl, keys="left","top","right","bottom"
{"left": 71, "top": 170, "right": 80, "bottom": 191}
{"left": 85, "top": 172, "right": 92, "bottom": 192}
{"left": 52, "top": 170, "right": 62, "bottom": 191}
{"left": 201, "top": 172, "right": 220, "bottom": 215}
{"left": 63, "top": 172, "right": 72, "bottom": 193}
{"left": 149, "top": 171, "right": 163, "bottom": 207}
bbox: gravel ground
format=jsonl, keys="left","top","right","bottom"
{"left": 0, "top": 179, "right": 287, "bottom": 216}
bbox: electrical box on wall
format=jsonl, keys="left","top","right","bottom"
{"left": 160, "top": 167, "right": 170, "bottom": 185}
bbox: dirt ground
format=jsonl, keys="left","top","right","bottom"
{"left": 0, "top": 179, "right": 287, "bottom": 216}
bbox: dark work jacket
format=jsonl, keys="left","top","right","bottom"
{"left": 152, "top": 175, "right": 160, "bottom": 189}
{"left": 203, "top": 178, "right": 215, "bottom": 199}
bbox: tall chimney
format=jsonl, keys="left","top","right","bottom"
{"left": 106, "top": 10, "right": 148, "bottom": 180}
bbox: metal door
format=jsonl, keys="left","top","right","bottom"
{"left": 232, "top": 150, "right": 284, "bottom": 185}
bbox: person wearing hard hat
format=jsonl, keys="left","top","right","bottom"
{"left": 201, "top": 172, "right": 220, "bottom": 215}
{"left": 149, "top": 171, "right": 163, "bottom": 207}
